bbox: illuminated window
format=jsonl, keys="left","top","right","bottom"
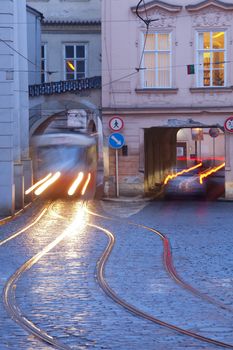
{"left": 64, "top": 44, "right": 87, "bottom": 80}
{"left": 41, "top": 44, "right": 47, "bottom": 83}
{"left": 142, "top": 32, "right": 171, "bottom": 88}
{"left": 197, "top": 31, "right": 226, "bottom": 87}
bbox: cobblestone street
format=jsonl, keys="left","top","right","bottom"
{"left": 0, "top": 198, "right": 233, "bottom": 349}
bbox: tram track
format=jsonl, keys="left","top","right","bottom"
{"left": 2, "top": 199, "right": 233, "bottom": 349}
{"left": 2, "top": 200, "right": 74, "bottom": 350}
{"left": 48, "top": 201, "right": 233, "bottom": 349}
{"left": 0, "top": 201, "right": 51, "bottom": 247}
{"left": 85, "top": 203, "right": 233, "bottom": 349}
{"left": 86, "top": 204, "right": 233, "bottom": 312}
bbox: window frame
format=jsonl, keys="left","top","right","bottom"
{"left": 63, "top": 43, "right": 88, "bottom": 81}
{"left": 195, "top": 30, "right": 227, "bottom": 88}
{"left": 41, "top": 43, "right": 47, "bottom": 83}
{"left": 141, "top": 31, "right": 172, "bottom": 89}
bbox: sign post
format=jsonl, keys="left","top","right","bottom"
{"left": 115, "top": 149, "right": 119, "bottom": 197}
{"left": 108, "top": 132, "right": 125, "bottom": 197}
{"left": 209, "top": 128, "right": 220, "bottom": 165}
{"left": 191, "top": 128, "right": 203, "bottom": 159}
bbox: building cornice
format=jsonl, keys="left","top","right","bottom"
{"left": 131, "top": 0, "right": 182, "bottom": 14}
{"left": 185, "top": 0, "right": 233, "bottom": 12}
{"left": 190, "top": 87, "right": 233, "bottom": 93}
{"left": 135, "top": 88, "right": 178, "bottom": 94}
{"left": 102, "top": 106, "right": 233, "bottom": 115}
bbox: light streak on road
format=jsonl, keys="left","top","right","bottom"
{"left": 3, "top": 203, "right": 88, "bottom": 350}
{"left": 164, "top": 163, "right": 202, "bottom": 185}
{"left": 199, "top": 162, "right": 225, "bottom": 184}
{"left": 34, "top": 172, "right": 61, "bottom": 195}
{"left": 68, "top": 172, "right": 84, "bottom": 196}
{"left": 25, "top": 173, "right": 52, "bottom": 195}
{"left": 0, "top": 207, "right": 48, "bottom": 246}
{"left": 81, "top": 173, "right": 91, "bottom": 195}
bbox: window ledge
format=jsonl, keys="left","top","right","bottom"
{"left": 190, "top": 87, "right": 232, "bottom": 93}
{"left": 135, "top": 88, "right": 178, "bottom": 94}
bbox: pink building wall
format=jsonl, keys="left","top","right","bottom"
{"left": 102, "top": 0, "right": 233, "bottom": 198}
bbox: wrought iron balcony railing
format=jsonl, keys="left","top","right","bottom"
{"left": 29, "top": 76, "right": 101, "bottom": 97}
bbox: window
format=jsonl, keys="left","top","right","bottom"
{"left": 64, "top": 44, "right": 87, "bottom": 80}
{"left": 142, "top": 32, "right": 171, "bottom": 88}
{"left": 41, "top": 44, "right": 47, "bottom": 83}
{"left": 196, "top": 31, "right": 226, "bottom": 87}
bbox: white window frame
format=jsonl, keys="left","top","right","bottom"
{"left": 63, "top": 43, "right": 88, "bottom": 80}
{"left": 196, "top": 30, "right": 227, "bottom": 87}
{"left": 141, "top": 31, "right": 172, "bottom": 88}
{"left": 41, "top": 43, "right": 47, "bottom": 83}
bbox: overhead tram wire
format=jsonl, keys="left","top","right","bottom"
{"left": 0, "top": 37, "right": 56, "bottom": 77}
{"left": 101, "top": 0, "right": 159, "bottom": 90}
{"left": 102, "top": 0, "right": 158, "bottom": 92}
{"left": 135, "top": 0, "right": 159, "bottom": 72}
{"left": 0, "top": 58, "right": 230, "bottom": 76}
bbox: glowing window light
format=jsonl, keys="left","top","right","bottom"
{"left": 81, "top": 173, "right": 91, "bottom": 195}
{"left": 203, "top": 52, "right": 211, "bottom": 59}
{"left": 199, "top": 162, "right": 225, "bottom": 184}
{"left": 213, "top": 32, "right": 224, "bottom": 39}
{"left": 67, "top": 61, "right": 75, "bottom": 71}
{"left": 25, "top": 173, "right": 52, "bottom": 195}
{"left": 68, "top": 172, "right": 84, "bottom": 196}
{"left": 164, "top": 163, "right": 202, "bottom": 185}
{"left": 34, "top": 172, "right": 61, "bottom": 195}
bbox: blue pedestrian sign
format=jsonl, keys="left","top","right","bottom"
{"left": 108, "top": 132, "right": 125, "bottom": 149}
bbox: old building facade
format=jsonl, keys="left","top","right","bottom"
{"left": 102, "top": 0, "right": 233, "bottom": 198}
{"left": 0, "top": 1, "right": 42, "bottom": 215}
{"left": 26, "top": 0, "right": 102, "bottom": 169}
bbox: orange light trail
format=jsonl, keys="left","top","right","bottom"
{"left": 68, "top": 172, "right": 84, "bottom": 196}
{"left": 34, "top": 172, "right": 61, "bottom": 195}
{"left": 25, "top": 173, "right": 52, "bottom": 195}
{"left": 164, "top": 163, "right": 202, "bottom": 185}
{"left": 81, "top": 173, "right": 91, "bottom": 195}
{"left": 199, "top": 163, "right": 225, "bottom": 184}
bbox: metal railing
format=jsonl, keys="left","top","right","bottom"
{"left": 29, "top": 76, "right": 101, "bottom": 97}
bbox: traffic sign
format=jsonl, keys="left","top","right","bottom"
{"left": 109, "top": 116, "right": 124, "bottom": 131}
{"left": 224, "top": 116, "right": 233, "bottom": 133}
{"left": 209, "top": 128, "right": 220, "bottom": 138}
{"left": 108, "top": 132, "right": 125, "bottom": 149}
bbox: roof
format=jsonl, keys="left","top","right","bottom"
{"left": 42, "top": 19, "right": 101, "bottom": 26}
{"left": 26, "top": 5, "right": 44, "bottom": 19}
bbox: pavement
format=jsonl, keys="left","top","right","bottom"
{"left": 0, "top": 198, "right": 233, "bottom": 349}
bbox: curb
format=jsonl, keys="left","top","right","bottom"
{"left": 101, "top": 196, "right": 154, "bottom": 203}
{"left": 0, "top": 200, "right": 36, "bottom": 226}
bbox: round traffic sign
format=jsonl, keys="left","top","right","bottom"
{"left": 224, "top": 116, "right": 233, "bottom": 133}
{"left": 209, "top": 128, "right": 220, "bottom": 138}
{"left": 108, "top": 132, "right": 125, "bottom": 149}
{"left": 109, "top": 116, "right": 124, "bottom": 131}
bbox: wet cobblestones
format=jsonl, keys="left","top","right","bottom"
{"left": 0, "top": 199, "right": 232, "bottom": 349}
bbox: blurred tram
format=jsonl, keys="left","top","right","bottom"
{"left": 30, "top": 131, "right": 97, "bottom": 198}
